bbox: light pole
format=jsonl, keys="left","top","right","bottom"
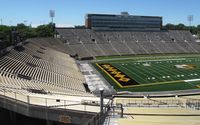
{"left": 187, "top": 15, "right": 193, "bottom": 31}
{"left": 49, "top": 10, "right": 55, "bottom": 37}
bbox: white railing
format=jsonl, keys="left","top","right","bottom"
{"left": 115, "top": 98, "right": 183, "bottom": 107}
{"left": 186, "top": 99, "right": 200, "bottom": 110}
{"left": 0, "top": 89, "right": 103, "bottom": 112}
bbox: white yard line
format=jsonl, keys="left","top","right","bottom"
{"left": 137, "top": 58, "right": 186, "bottom": 62}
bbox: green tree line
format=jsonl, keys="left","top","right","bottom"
{"left": 164, "top": 23, "right": 200, "bottom": 38}
{"left": 1, "top": 23, "right": 200, "bottom": 49}
{"left": 0, "top": 23, "right": 54, "bottom": 48}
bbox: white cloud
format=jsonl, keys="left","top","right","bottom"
{"left": 31, "top": 24, "right": 41, "bottom": 28}
{"left": 31, "top": 23, "right": 74, "bottom": 28}
{"left": 56, "top": 24, "right": 74, "bottom": 28}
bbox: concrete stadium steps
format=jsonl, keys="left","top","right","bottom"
{"left": 97, "top": 43, "right": 119, "bottom": 56}
{"left": 106, "top": 32, "right": 122, "bottom": 42}
{"left": 151, "top": 41, "right": 170, "bottom": 53}
{"left": 5, "top": 49, "right": 82, "bottom": 80}
{"left": 137, "top": 41, "right": 161, "bottom": 54}
{"left": 164, "top": 42, "right": 185, "bottom": 53}
{"left": 132, "top": 32, "right": 148, "bottom": 42}
{"left": 56, "top": 29, "right": 200, "bottom": 58}
{"left": 157, "top": 32, "right": 172, "bottom": 41}
{"left": 168, "top": 30, "right": 196, "bottom": 42}
{"left": 189, "top": 42, "right": 200, "bottom": 52}
{"left": 84, "top": 43, "right": 105, "bottom": 57}
{"left": 0, "top": 56, "right": 85, "bottom": 92}
{"left": 176, "top": 42, "right": 197, "bottom": 53}
{"left": 0, "top": 73, "right": 90, "bottom": 96}
{"left": 145, "top": 32, "right": 161, "bottom": 41}
{"left": 90, "top": 32, "right": 109, "bottom": 44}
{"left": 1, "top": 57, "right": 84, "bottom": 90}
{"left": 119, "top": 32, "right": 135, "bottom": 42}
{"left": 25, "top": 41, "right": 78, "bottom": 66}
{"left": 110, "top": 42, "right": 132, "bottom": 55}
{"left": 56, "top": 29, "right": 81, "bottom": 44}
{"left": 126, "top": 42, "right": 148, "bottom": 54}
{"left": 31, "top": 38, "right": 76, "bottom": 55}
{"left": 0, "top": 40, "right": 92, "bottom": 96}
{"left": 69, "top": 43, "right": 93, "bottom": 58}
{"left": 73, "top": 29, "right": 94, "bottom": 43}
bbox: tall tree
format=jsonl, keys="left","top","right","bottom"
{"left": 165, "top": 23, "right": 176, "bottom": 30}
{"left": 175, "top": 24, "right": 187, "bottom": 30}
{"left": 35, "top": 23, "right": 54, "bottom": 37}
{"left": 0, "top": 25, "right": 11, "bottom": 46}
{"left": 16, "top": 23, "right": 36, "bottom": 40}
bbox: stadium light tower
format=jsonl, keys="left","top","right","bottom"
{"left": 49, "top": 10, "right": 56, "bottom": 37}
{"left": 187, "top": 15, "right": 193, "bottom": 31}
{"left": 49, "top": 10, "right": 55, "bottom": 23}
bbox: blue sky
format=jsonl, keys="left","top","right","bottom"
{"left": 0, "top": 0, "right": 199, "bottom": 27}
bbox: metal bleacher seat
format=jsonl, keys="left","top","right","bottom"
{"left": 55, "top": 28, "right": 200, "bottom": 57}
{"left": 0, "top": 40, "right": 92, "bottom": 97}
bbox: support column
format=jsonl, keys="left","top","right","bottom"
{"left": 9, "top": 111, "right": 16, "bottom": 125}
{"left": 120, "top": 104, "right": 123, "bottom": 118}
{"left": 100, "top": 88, "right": 104, "bottom": 114}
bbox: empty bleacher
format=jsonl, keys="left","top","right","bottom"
{"left": 0, "top": 39, "right": 92, "bottom": 97}
{"left": 56, "top": 28, "right": 200, "bottom": 58}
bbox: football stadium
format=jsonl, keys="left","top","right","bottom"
{"left": 93, "top": 54, "right": 200, "bottom": 92}
{"left": 1, "top": 1, "right": 200, "bottom": 125}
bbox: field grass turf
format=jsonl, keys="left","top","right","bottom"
{"left": 93, "top": 54, "right": 200, "bottom": 92}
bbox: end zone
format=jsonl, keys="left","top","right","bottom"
{"left": 96, "top": 63, "right": 139, "bottom": 88}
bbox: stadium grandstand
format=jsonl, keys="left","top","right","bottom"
{"left": 1, "top": 12, "right": 200, "bottom": 125}
{"left": 0, "top": 38, "right": 111, "bottom": 125}
{"left": 56, "top": 29, "right": 200, "bottom": 59}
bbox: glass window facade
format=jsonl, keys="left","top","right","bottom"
{"left": 85, "top": 14, "right": 162, "bottom": 31}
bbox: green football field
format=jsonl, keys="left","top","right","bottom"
{"left": 93, "top": 54, "right": 200, "bottom": 92}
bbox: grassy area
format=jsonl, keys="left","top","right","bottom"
{"left": 95, "top": 53, "right": 200, "bottom": 60}
{"left": 93, "top": 54, "right": 200, "bottom": 92}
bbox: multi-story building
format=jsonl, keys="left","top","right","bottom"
{"left": 85, "top": 12, "right": 162, "bottom": 31}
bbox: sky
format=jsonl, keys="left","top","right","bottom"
{"left": 0, "top": 0, "right": 199, "bottom": 27}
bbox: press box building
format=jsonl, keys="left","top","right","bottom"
{"left": 85, "top": 12, "right": 162, "bottom": 31}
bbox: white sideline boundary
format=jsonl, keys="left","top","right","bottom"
{"left": 137, "top": 58, "right": 186, "bottom": 62}
{"left": 185, "top": 79, "right": 200, "bottom": 82}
